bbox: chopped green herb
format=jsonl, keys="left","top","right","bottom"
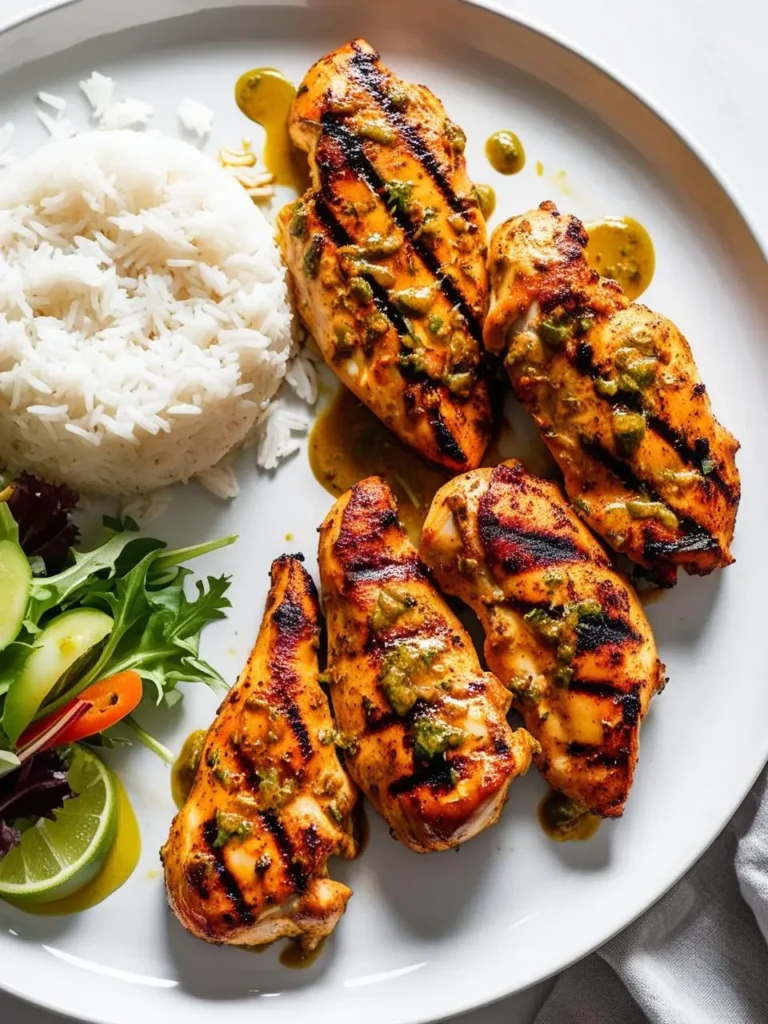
{"left": 506, "top": 675, "right": 542, "bottom": 705}
{"left": 594, "top": 377, "right": 619, "bottom": 397}
{"left": 538, "top": 318, "right": 572, "bottom": 348}
{"left": 394, "top": 285, "right": 436, "bottom": 316}
{"left": 625, "top": 499, "right": 679, "bottom": 531}
{"left": 384, "top": 179, "right": 415, "bottom": 215}
{"left": 213, "top": 809, "right": 252, "bottom": 848}
{"left": 417, "top": 207, "right": 440, "bottom": 238}
{"left": 333, "top": 321, "right": 356, "bottom": 358}
{"left": 328, "top": 802, "right": 345, "bottom": 824}
{"left": 444, "top": 119, "right": 466, "bottom": 154}
{"left": 524, "top": 600, "right": 602, "bottom": 685}
{"left": 256, "top": 767, "right": 295, "bottom": 810}
{"left": 399, "top": 348, "right": 429, "bottom": 377}
{"left": 412, "top": 715, "right": 466, "bottom": 761}
{"left": 427, "top": 314, "right": 445, "bottom": 337}
{"left": 612, "top": 409, "right": 646, "bottom": 456}
{"left": 442, "top": 369, "right": 474, "bottom": 395}
{"left": 350, "top": 276, "right": 373, "bottom": 304}
{"left": 370, "top": 587, "right": 416, "bottom": 635}
{"left": 364, "top": 232, "right": 401, "bottom": 257}
{"left": 289, "top": 201, "right": 308, "bottom": 239}
{"left": 304, "top": 234, "right": 324, "bottom": 278}
{"left": 350, "top": 259, "right": 395, "bottom": 288}
{"left": 380, "top": 638, "right": 444, "bottom": 716}
{"left": 365, "top": 311, "right": 391, "bottom": 343}
{"left": 358, "top": 120, "right": 396, "bottom": 144}
{"left": 701, "top": 457, "right": 716, "bottom": 475}
{"left": 542, "top": 568, "right": 564, "bottom": 588}
{"left": 388, "top": 84, "right": 409, "bottom": 109}
{"left": 448, "top": 213, "right": 468, "bottom": 234}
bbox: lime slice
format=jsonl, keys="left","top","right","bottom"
{"left": 0, "top": 745, "right": 117, "bottom": 904}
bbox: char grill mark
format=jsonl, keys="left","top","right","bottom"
{"left": 579, "top": 438, "right": 721, "bottom": 556}
{"left": 348, "top": 43, "right": 465, "bottom": 214}
{"left": 334, "top": 485, "right": 427, "bottom": 586}
{"left": 267, "top": 594, "right": 314, "bottom": 763}
{"left": 388, "top": 755, "right": 458, "bottom": 797}
{"left": 565, "top": 741, "right": 630, "bottom": 768}
{"left": 503, "top": 595, "right": 640, "bottom": 661}
{"left": 645, "top": 414, "right": 733, "bottom": 499}
{"left": 318, "top": 113, "right": 483, "bottom": 345}
{"left": 477, "top": 471, "right": 586, "bottom": 573}
{"left": 428, "top": 405, "right": 468, "bottom": 464}
{"left": 313, "top": 193, "right": 469, "bottom": 465}
{"left": 201, "top": 817, "right": 255, "bottom": 924}
{"left": 566, "top": 682, "right": 642, "bottom": 725}
{"left": 575, "top": 613, "right": 640, "bottom": 653}
{"left": 259, "top": 811, "right": 307, "bottom": 892}
{"left": 313, "top": 195, "right": 415, "bottom": 340}
{"left": 568, "top": 343, "right": 733, "bottom": 499}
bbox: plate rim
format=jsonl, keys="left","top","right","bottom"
{"left": 0, "top": 2, "right": 766, "bottom": 1022}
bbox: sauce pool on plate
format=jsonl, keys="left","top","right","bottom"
{"left": 537, "top": 788, "right": 601, "bottom": 843}
{"left": 171, "top": 729, "right": 207, "bottom": 809}
{"left": 485, "top": 130, "right": 526, "bottom": 175}
{"left": 586, "top": 216, "right": 655, "bottom": 300}
{"left": 309, "top": 387, "right": 450, "bottom": 543}
{"left": 235, "top": 67, "right": 310, "bottom": 193}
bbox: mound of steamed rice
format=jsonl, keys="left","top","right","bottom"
{"left": 0, "top": 129, "right": 292, "bottom": 494}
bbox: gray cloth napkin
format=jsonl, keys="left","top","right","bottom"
{"left": 533, "top": 768, "right": 768, "bottom": 1024}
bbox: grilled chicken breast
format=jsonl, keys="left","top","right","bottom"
{"left": 318, "top": 475, "right": 536, "bottom": 853}
{"left": 421, "top": 461, "right": 665, "bottom": 817}
{"left": 278, "top": 38, "right": 492, "bottom": 473}
{"left": 485, "top": 201, "right": 740, "bottom": 586}
{"left": 162, "top": 556, "right": 357, "bottom": 952}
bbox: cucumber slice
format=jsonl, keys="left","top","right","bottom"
{"left": 3, "top": 608, "right": 114, "bottom": 743}
{"left": 0, "top": 538, "right": 31, "bottom": 652}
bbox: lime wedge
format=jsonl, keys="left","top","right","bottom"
{"left": 0, "top": 745, "right": 117, "bottom": 904}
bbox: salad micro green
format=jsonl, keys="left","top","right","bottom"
{"left": 0, "top": 477, "right": 236, "bottom": 862}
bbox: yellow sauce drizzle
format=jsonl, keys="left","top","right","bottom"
{"left": 550, "top": 169, "right": 571, "bottom": 197}
{"left": 537, "top": 788, "right": 601, "bottom": 842}
{"left": 171, "top": 729, "right": 206, "bottom": 810}
{"left": 22, "top": 776, "right": 141, "bottom": 915}
{"left": 309, "top": 387, "right": 449, "bottom": 544}
{"left": 485, "top": 130, "right": 526, "bottom": 175}
{"left": 586, "top": 216, "right": 656, "bottom": 301}
{"left": 535, "top": 160, "right": 544, "bottom": 177}
{"left": 279, "top": 935, "right": 327, "bottom": 968}
{"left": 234, "top": 67, "right": 310, "bottom": 193}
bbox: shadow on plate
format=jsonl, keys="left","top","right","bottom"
{"left": 644, "top": 566, "right": 724, "bottom": 648}
{"left": 335, "top": 797, "right": 503, "bottom": 939}
{"left": 163, "top": 891, "right": 338, "bottom": 999}
{"left": 0, "top": 903, "right": 74, "bottom": 942}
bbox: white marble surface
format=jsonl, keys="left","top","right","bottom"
{"left": 0, "top": 0, "right": 765, "bottom": 1021}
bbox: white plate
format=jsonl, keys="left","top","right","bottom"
{"left": 1, "top": 2, "right": 766, "bottom": 1022}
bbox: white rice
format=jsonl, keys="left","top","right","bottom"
{"left": 178, "top": 98, "right": 214, "bottom": 139}
{"left": 0, "top": 129, "right": 293, "bottom": 495}
{"left": 79, "top": 71, "right": 154, "bottom": 132}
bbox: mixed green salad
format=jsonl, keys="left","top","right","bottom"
{"left": 0, "top": 474, "right": 234, "bottom": 903}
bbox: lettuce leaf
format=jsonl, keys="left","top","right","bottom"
{"left": 0, "top": 749, "right": 73, "bottom": 860}
{"left": 7, "top": 474, "right": 79, "bottom": 573}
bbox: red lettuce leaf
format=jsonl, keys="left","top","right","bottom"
{"left": 7, "top": 473, "right": 80, "bottom": 573}
{"left": 0, "top": 750, "right": 73, "bottom": 860}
